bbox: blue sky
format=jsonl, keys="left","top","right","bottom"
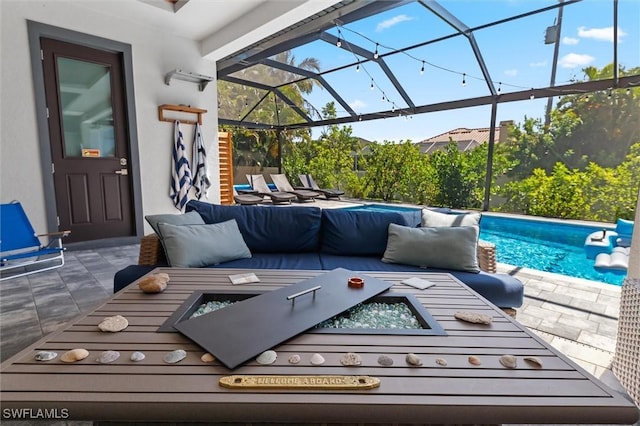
{"left": 292, "top": 0, "right": 640, "bottom": 142}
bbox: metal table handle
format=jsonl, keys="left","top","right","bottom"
{"left": 287, "top": 285, "right": 321, "bottom": 302}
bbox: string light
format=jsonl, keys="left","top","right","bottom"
{"left": 462, "top": 73, "right": 466, "bottom": 87}
{"left": 370, "top": 79, "right": 374, "bottom": 90}
{"left": 336, "top": 39, "right": 342, "bottom": 47}
{"left": 334, "top": 22, "right": 536, "bottom": 94}
{"left": 529, "top": 89, "right": 535, "bottom": 100}
{"left": 497, "top": 82, "right": 502, "bottom": 93}
{"left": 356, "top": 62, "right": 360, "bottom": 72}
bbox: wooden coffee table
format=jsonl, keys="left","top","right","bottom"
{"left": 1, "top": 268, "right": 638, "bottom": 424}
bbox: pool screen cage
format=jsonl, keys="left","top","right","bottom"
{"left": 216, "top": 0, "right": 639, "bottom": 209}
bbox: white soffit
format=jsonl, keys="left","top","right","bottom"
{"left": 75, "top": 0, "right": 269, "bottom": 41}
{"left": 201, "top": 0, "right": 343, "bottom": 61}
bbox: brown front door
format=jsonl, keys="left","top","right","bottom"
{"left": 41, "top": 38, "right": 133, "bottom": 243}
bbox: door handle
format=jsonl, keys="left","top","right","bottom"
{"left": 115, "top": 169, "right": 128, "bottom": 176}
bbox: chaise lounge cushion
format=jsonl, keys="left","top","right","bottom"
{"left": 186, "top": 201, "right": 322, "bottom": 253}
{"left": 382, "top": 224, "right": 480, "bottom": 273}
{"left": 320, "top": 209, "right": 421, "bottom": 256}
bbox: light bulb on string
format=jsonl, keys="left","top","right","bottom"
{"left": 497, "top": 82, "right": 502, "bottom": 93}
{"left": 373, "top": 43, "right": 379, "bottom": 59}
{"left": 370, "top": 79, "right": 374, "bottom": 90}
{"left": 420, "top": 61, "right": 425, "bottom": 75}
{"left": 529, "top": 89, "right": 535, "bottom": 100}
{"left": 462, "top": 73, "right": 466, "bottom": 87}
{"left": 356, "top": 62, "right": 360, "bottom": 72}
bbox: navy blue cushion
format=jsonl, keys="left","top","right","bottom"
{"left": 319, "top": 254, "right": 523, "bottom": 308}
{"left": 320, "top": 209, "right": 420, "bottom": 256}
{"left": 207, "top": 253, "right": 322, "bottom": 270}
{"left": 186, "top": 201, "right": 322, "bottom": 253}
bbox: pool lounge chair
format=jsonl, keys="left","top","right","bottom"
{"left": 1, "top": 201, "right": 70, "bottom": 281}
{"left": 270, "top": 174, "right": 321, "bottom": 202}
{"left": 299, "top": 174, "right": 344, "bottom": 199}
{"left": 246, "top": 175, "right": 296, "bottom": 204}
{"left": 233, "top": 188, "right": 264, "bottom": 205}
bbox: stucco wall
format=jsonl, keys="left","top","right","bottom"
{"left": 0, "top": 0, "right": 220, "bottom": 236}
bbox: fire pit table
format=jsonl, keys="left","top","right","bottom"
{"left": 1, "top": 268, "right": 638, "bottom": 425}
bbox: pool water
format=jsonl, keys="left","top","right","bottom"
{"left": 345, "top": 204, "right": 623, "bottom": 285}
{"left": 479, "top": 216, "right": 623, "bottom": 285}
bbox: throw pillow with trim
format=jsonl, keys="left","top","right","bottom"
{"left": 157, "top": 219, "right": 251, "bottom": 268}
{"left": 382, "top": 223, "right": 480, "bottom": 273}
{"left": 421, "top": 208, "right": 481, "bottom": 227}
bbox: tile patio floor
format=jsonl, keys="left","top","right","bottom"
{"left": 1, "top": 199, "right": 637, "bottom": 424}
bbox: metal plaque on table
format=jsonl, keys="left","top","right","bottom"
{"left": 174, "top": 268, "right": 392, "bottom": 369}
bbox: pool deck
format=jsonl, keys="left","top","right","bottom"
{"left": 1, "top": 197, "right": 637, "bottom": 422}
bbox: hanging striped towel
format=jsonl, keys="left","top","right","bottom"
{"left": 191, "top": 122, "right": 211, "bottom": 200}
{"left": 169, "top": 120, "right": 192, "bottom": 210}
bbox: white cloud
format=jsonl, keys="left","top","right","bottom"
{"left": 504, "top": 69, "right": 518, "bottom": 77}
{"left": 577, "top": 26, "right": 627, "bottom": 42}
{"left": 529, "top": 60, "right": 547, "bottom": 67}
{"left": 376, "top": 14, "right": 414, "bottom": 32}
{"left": 349, "top": 99, "right": 367, "bottom": 110}
{"left": 558, "top": 53, "right": 595, "bottom": 68}
{"left": 562, "top": 36, "right": 579, "bottom": 45}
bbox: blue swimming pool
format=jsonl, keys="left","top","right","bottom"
{"left": 344, "top": 204, "right": 623, "bottom": 285}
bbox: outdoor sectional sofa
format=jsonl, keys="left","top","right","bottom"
{"left": 114, "top": 200, "right": 524, "bottom": 309}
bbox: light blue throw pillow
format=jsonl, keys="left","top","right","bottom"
{"left": 157, "top": 219, "right": 251, "bottom": 268}
{"left": 145, "top": 211, "right": 204, "bottom": 238}
{"left": 382, "top": 223, "right": 480, "bottom": 273}
{"left": 421, "top": 208, "right": 481, "bottom": 227}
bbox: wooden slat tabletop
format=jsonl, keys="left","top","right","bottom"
{"left": 1, "top": 268, "right": 637, "bottom": 425}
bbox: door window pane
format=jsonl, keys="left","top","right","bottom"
{"left": 57, "top": 57, "right": 115, "bottom": 158}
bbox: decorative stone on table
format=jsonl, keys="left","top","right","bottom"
{"left": 97, "top": 350, "right": 120, "bottom": 364}
{"left": 201, "top": 353, "right": 215, "bottom": 363}
{"left": 468, "top": 355, "right": 482, "bottom": 365}
{"left": 256, "top": 350, "right": 277, "bottom": 365}
{"left": 60, "top": 349, "right": 89, "bottom": 363}
{"left": 34, "top": 351, "right": 57, "bottom": 361}
{"left": 98, "top": 315, "right": 129, "bottom": 332}
{"left": 310, "top": 353, "right": 325, "bottom": 365}
{"left": 405, "top": 353, "right": 422, "bottom": 366}
{"left": 454, "top": 311, "right": 493, "bottom": 325}
{"left": 340, "top": 352, "right": 362, "bottom": 366}
{"left": 138, "top": 272, "right": 170, "bottom": 293}
{"left": 130, "top": 351, "right": 146, "bottom": 362}
{"left": 377, "top": 355, "right": 394, "bottom": 366}
{"left": 288, "top": 354, "right": 301, "bottom": 364}
{"left": 499, "top": 354, "right": 517, "bottom": 368}
{"left": 163, "top": 349, "right": 187, "bottom": 364}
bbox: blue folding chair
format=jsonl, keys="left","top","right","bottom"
{"left": 1, "top": 202, "right": 70, "bottom": 281}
